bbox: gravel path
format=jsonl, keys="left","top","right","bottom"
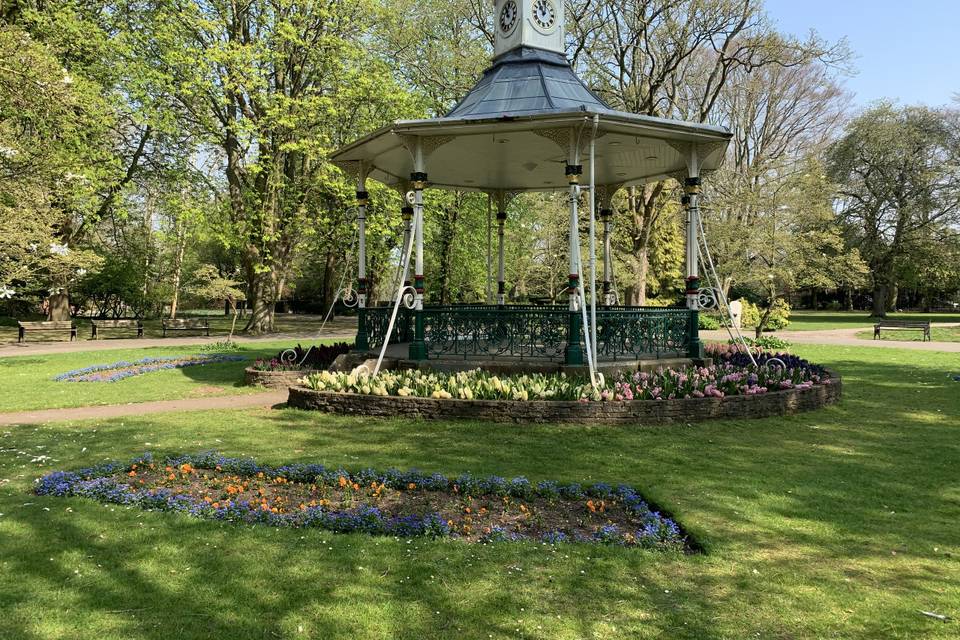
{"left": 0, "top": 390, "right": 288, "bottom": 426}
{"left": 701, "top": 324, "right": 960, "bottom": 352}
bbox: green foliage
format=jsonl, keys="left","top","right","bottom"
{"left": 698, "top": 314, "right": 721, "bottom": 330}
{"left": 731, "top": 336, "right": 793, "bottom": 351}
{"left": 764, "top": 299, "right": 792, "bottom": 331}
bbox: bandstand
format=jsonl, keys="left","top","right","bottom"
{"left": 330, "top": 0, "right": 732, "bottom": 374}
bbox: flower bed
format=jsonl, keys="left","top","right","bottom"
{"left": 289, "top": 348, "right": 839, "bottom": 424}
{"left": 299, "top": 348, "right": 829, "bottom": 402}
{"left": 53, "top": 354, "right": 246, "bottom": 383}
{"left": 251, "top": 343, "right": 352, "bottom": 372}
{"left": 34, "top": 452, "right": 687, "bottom": 550}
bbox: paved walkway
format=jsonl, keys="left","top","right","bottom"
{"left": 701, "top": 324, "right": 960, "bottom": 352}
{"left": 0, "top": 390, "right": 288, "bottom": 426}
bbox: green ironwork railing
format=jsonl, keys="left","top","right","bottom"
{"left": 360, "top": 304, "right": 695, "bottom": 362}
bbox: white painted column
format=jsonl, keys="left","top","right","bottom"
{"left": 356, "top": 179, "right": 369, "bottom": 309}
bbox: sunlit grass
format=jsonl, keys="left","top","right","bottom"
{"left": 0, "top": 345, "right": 958, "bottom": 638}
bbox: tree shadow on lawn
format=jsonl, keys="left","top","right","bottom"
{"left": 3, "top": 355, "right": 958, "bottom": 638}
{"left": 0, "top": 497, "right": 731, "bottom": 639}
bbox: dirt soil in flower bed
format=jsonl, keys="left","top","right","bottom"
{"left": 117, "top": 462, "right": 687, "bottom": 549}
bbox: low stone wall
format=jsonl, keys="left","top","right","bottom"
{"left": 244, "top": 368, "right": 316, "bottom": 390}
{"left": 287, "top": 373, "right": 842, "bottom": 425}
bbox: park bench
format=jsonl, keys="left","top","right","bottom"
{"left": 17, "top": 320, "right": 77, "bottom": 343}
{"left": 161, "top": 317, "right": 210, "bottom": 337}
{"left": 873, "top": 319, "right": 931, "bottom": 342}
{"left": 90, "top": 319, "right": 143, "bottom": 340}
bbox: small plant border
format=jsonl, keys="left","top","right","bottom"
{"left": 34, "top": 452, "right": 690, "bottom": 550}
{"left": 53, "top": 354, "right": 246, "bottom": 383}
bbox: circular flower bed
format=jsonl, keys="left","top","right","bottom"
{"left": 289, "top": 347, "right": 839, "bottom": 424}
{"left": 35, "top": 452, "right": 687, "bottom": 550}
{"left": 299, "top": 347, "right": 829, "bottom": 402}
{"left": 54, "top": 354, "right": 245, "bottom": 383}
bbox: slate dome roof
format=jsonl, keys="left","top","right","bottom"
{"left": 446, "top": 47, "right": 614, "bottom": 120}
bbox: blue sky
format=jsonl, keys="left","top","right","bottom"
{"left": 764, "top": 0, "right": 958, "bottom": 108}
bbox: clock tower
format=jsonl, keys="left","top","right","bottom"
{"left": 493, "top": 0, "right": 565, "bottom": 59}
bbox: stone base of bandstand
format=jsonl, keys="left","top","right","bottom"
{"left": 287, "top": 374, "right": 841, "bottom": 426}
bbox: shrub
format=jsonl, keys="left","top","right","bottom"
{"left": 728, "top": 336, "right": 792, "bottom": 351}
{"left": 737, "top": 299, "right": 761, "bottom": 328}
{"left": 764, "top": 299, "right": 791, "bottom": 331}
{"left": 699, "top": 314, "right": 721, "bottom": 330}
{"left": 254, "top": 343, "right": 352, "bottom": 372}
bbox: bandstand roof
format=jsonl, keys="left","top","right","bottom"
{"left": 331, "top": 47, "right": 731, "bottom": 192}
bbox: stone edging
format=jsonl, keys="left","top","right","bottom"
{"left": 286, "top": 372, "right": 842, "bottom": 425}
{"left": 244, "top": 367, "right": 317, "bottom": 390}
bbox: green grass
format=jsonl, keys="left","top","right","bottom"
{"left": 0, "top": 342, "right": 298, "bottom": 412}
{"left": 0, "top": 313, "right": 354, "bottom": 345}
{"left": 855, "top": 326, "right": 960, "bottom": 343}
{"left": 1, "top": 345, "right": 958, "bottom": 638}
{"left": 784, "top": 310, "right": 960, "bottom": 332}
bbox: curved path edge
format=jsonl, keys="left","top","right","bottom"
{"left": 0, "top": 390, "right": 287, "bottom": 426}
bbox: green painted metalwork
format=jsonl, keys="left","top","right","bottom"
{"left": 361, "top": 304, "right": 695, "bottom": 361}
{"left": 594, "top": 307, "right": 691, "bottom": 360}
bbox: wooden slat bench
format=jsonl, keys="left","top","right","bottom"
{"left": 161, "top": 317, "right": 210, "bottom": 337}
{"left": 91, "top": 319, "right": 143, "bottom": 339}
{"left": 873, "top": 319, "right": 931, "bottom": 342}
{"left": 17, "top": 321, "right": 77, "bottom": 343}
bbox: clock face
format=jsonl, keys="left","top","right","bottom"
{"left": 499, "top": 0, "right": 518, "bottom": 34}
{"left": 531, "top": 0, "right": 557, "bottom": 32}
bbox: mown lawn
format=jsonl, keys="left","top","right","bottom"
{"left": 785, "top": 310, "right": 960, "bottom": 332}
{"left": 0, "top": 341, "right": 298, "bottom": 412}
{"left": 0, "top": 344, "right": 958, "bottom": 639}
{"left": 856, "top": 326, "right": 960, "bottom": 343}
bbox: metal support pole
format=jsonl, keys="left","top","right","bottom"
{"left": 601, "top": 208, "right": 613, "bottom": 306}
{"left": 565, "top": 159, "right": 584, "bottom": 366}
{"left": 685, "top": 148, "right": 703, "bottom": 358}
{"left": 409, "top": 160, "right": 428, "bottom": 361}
{"left": 355, "top": 182, "right": 370, "bottom": 351}
{"left": 486, "top": 193, "right": 493, "bottom": 305}
{"left": 497, "top": 207, "right": 507, "bottom": 306}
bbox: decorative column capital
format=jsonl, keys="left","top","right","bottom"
{"left": 599, "top": 208, "right": 613, "bottom": 220}
{"left": 565, "top": 164, "right": 583, "bottom": 184}
{"left": 410, "top": 172, "right": 428, "bottom": 190}
{"left": 496, "top": 210, "right": 507, "bottom": 223}
{"left": 684, "top": 176, "right": 702, "bottom": 195}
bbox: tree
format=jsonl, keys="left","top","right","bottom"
{"left": 188, "top": 265, "right": 246, "bottom": 340}
{"left": 566, "top": 0, "right": 849, "bottom": 304}
{"left": 828, "top": 104, "right": 960, "bottom": 316}
{"left": 127, "top": 0, "right": 418, "bottom": 333}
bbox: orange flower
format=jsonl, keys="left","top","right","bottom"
{"left": 338, "top": 476, "right": 348, "bottom": 488}
{"left": 464, "top": 507, "right": 472, "bottom": 514}
{"left": 352, "top": 483, "right": 360, "bottom": 491}
{"left": 212, "top": 502, "right": 220, "bottom": 509}
{"left": 127, "top": 470, "right": 137, "bottom": 477}
{"left": 519, "top": 504, "right": 528, "bottom": 513}
{"left": 167, "top": 473, "right": 176, "bottom": 481}
{"left": 407, "top": 482, "right": 417, "bottom": 490}
{"left": 587, "top": 500, "right": 596, "bottom": 513}
{"left": 180, "top": 464, "right": 193, "bottom": 474}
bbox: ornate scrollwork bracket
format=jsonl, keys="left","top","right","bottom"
{"left": 696, "top": 287, "right": 721, "bottom": 310}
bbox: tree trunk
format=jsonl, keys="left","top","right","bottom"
{"left": 886, "top": 284, "right": 898, "bottom": 312}
{"left": 810, "top": 288, "right": 819, "bottom": 310}
{"left": 245, "top": 270, "right": 276, "bottom": 334}
{"left": 169, "top": 221, "right": 187, "bottom": 319}
{"left": 871, "top": 284, "right": 888, "bottom": 318}
{"left": 47, "top": 291, "right": 71, "bottom": 321}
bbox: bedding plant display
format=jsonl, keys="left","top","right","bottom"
{"left": 35, "top": 452, "right": 686, "bottom": 550}
{"left": 252, "top": 343, "right": 352, "bottom": 372}
{"left": 53, "top": 354, "right": 245, "bottom": 383}
{"left": 299, "top": 347, "right": 829, "bottom": 402}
